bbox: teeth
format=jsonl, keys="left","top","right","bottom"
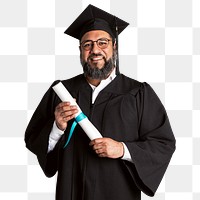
{"left": 91, "top": 57, "right": 102, "bottom": 61}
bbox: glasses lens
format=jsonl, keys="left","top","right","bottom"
{"left": 97, "top": 39, "right": 109, "bottom": 49}
{"left": 82, "top": 41, "right": 92, "bottom": 50}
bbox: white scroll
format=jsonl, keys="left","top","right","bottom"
{"left": 52, "top": 82, "right": 102, "bottom": 141}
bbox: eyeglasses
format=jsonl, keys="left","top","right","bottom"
{"left": 80, "top": 38, "right": 111, "bottom": 51}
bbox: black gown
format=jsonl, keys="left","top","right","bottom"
{"left": 25, "top": 74, "right": 176, "bottom": 200}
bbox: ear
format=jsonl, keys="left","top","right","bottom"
{"left": 79, "top": 45, "right": 81, "bottom": 52}
{"left": 113, "top": 40, "right": 117, "bottom": 50}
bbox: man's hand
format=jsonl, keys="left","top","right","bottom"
{"left": 54, "top": 102, "right": 78, "bottom": 131}
{"left": 89, "top": 138, "right": 124, "bottom": 159}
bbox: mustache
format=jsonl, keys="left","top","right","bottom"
{"left": 87, "top": 53, "right": 106, "bottom": 60}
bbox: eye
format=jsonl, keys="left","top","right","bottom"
{"left": 83, "top": 42, "right": 92, "bottom": 48}
{"left": 97, "top": 39, "right": 109, "bottom": 48}
{"left": 99, "top": 41, "right": 106, "bottom": 46}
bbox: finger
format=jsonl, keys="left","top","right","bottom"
{"left": 57, "top": 105, "right": 77, "bottom": 116}
{"left": 57, "top": 102, "right": 77, "bottom": 112}
{"left": 98, "top": 153, "right": 106, "bottom": 157}
{"left": 63, "top": 114, "right": 76, "bottom": 122}
{"left": 92, "top": 143, "right": 104, "bottom": 150}
{"left": 61, "top": 109, "right": 78, "bottom": 118}
{"left": 62, "top": 105, "right": 77, "bottom": 112}
{"left": 95, "top": 148, "right": 104, "bottom": 154}
{"left": 89, "top": 140, "right": 94, "bottom": 146}
{"left": 57, "top": 106, "right": 77, "bottom": 115}
{"left": 61, "top": 101, "right": 72, "bottom": 106}
{"left": 89, "top": 138, "right": 105, "bottom": 146}
{"left": 55, "top": 110, "right": 76, "bottom": 125}
{"left": 56, "top": 102, "right": 71, "bottom": 109}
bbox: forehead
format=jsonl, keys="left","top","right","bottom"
{"left": 81, "top": 30, "right": 111, "bottom": 42}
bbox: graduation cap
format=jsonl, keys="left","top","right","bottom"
{"left": 64, "top": 4, "right": 129, "bottom": 75}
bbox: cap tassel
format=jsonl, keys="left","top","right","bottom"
{"left": 115, "top": 17, "right": 120, "bottom": 75}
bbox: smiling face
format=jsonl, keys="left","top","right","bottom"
{"left": 80, "top": 30, "right": 116, "bottom": 80}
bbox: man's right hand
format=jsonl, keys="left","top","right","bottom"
{"left": 54, "top": 102, "right": 78, "bottom": 131}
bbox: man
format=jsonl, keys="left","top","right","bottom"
{"left": 25, "top": 4, "right": 176, "bottom": 200}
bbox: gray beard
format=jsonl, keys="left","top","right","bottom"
{"left": 81, "top": 52, "right": 116, "bottom": 80}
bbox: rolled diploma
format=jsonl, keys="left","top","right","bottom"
{"left": 52, "top": 82, "right": 102, "bottom": 140}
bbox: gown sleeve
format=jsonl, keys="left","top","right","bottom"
{"left": 123, "top": 82, "right": 176, "bottom": 196}
{"left": 24, "top": 80, "right": 65, "bottom": 177}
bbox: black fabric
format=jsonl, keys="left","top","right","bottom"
{"left": 25, "top": 74, "right": 176, "bottom": 200}
{"left": 79, "top": 18, "right": 115, "bottom": 41}
{"left": 64, "top": 4, "right": 129, "bottom": 40}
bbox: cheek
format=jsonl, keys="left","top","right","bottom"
{"left": 81, "top": 51, "right": 89, "bottom": 61}
{"left": 105, "top": 49, "right": 113, "bottom": 59}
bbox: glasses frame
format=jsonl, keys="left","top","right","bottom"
{"left": 80, "top": 38, "right": 111, "bottom": 51}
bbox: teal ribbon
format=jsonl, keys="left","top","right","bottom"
{"left": 63, "top": 112, "right": 87, "bottom": 148}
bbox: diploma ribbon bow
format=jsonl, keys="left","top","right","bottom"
{"left": 63, "top": 112, "right": 87, "bottom": 148}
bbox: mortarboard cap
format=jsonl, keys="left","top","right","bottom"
{"left": 64, "top": 4, "right": 129, "bottom": 40}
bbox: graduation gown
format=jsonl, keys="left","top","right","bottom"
{"left": 25, "top": 74, "right": 176, "bottom": 200}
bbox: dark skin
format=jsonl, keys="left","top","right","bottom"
{"left": 54, "top": 30, "right": 124, "bottom": 159}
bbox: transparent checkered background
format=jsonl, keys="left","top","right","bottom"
{"left": 0, "top": 0, "right": 200, "bottom": 199}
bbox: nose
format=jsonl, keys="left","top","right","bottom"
{"left": 90, "top": 42, "right": 101, "bottom": 54}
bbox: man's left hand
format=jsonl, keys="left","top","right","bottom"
{"left": 89, "top": 138, "right": 124, "bottom": 159}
